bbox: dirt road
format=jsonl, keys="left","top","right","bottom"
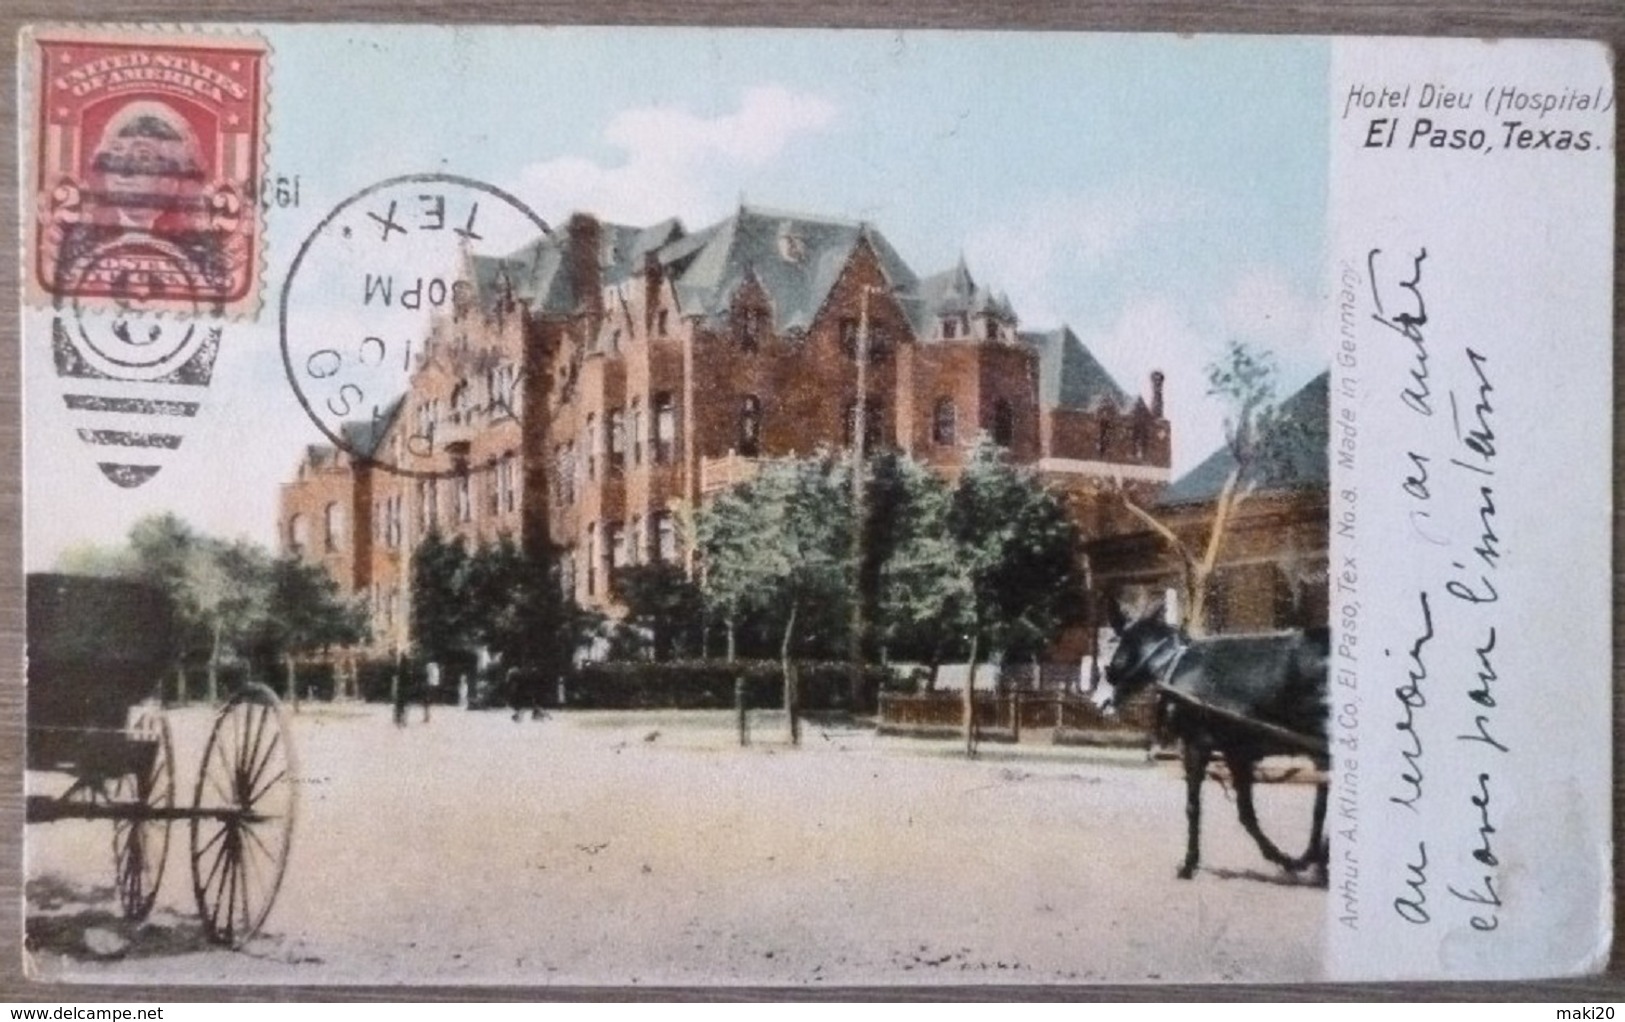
{"left": 25, "top": 702, "right": 1325, "bottom": 986}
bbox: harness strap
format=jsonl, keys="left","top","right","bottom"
{"left": 1153, "top": 684, "right": 1329, "bottom": 757}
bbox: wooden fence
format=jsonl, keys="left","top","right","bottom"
{"left": 877, "top": 689, "right": 1157, "bottom": 748}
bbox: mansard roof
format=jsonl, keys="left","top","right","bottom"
{"left": 1156, "top": 370, "right": 1329, "bottom": 508}
{"left": 1020, "top": 325, "right": 1132, "bottom": 413}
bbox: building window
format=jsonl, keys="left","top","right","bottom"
{"left": 739, "top": 395, "right": 761, "bottom": 457}
{"left": 656, "top": 309, "right": 669, "bottom": 336}
{"left": 840, "top": 318, "right": 888, "bottom": 362}
{"left": 630, "top": 398, "right": 643, "bottom": 466}
{"left": 736, "top": 305, "right": 766, "bottom": 353}
{"left": 390, "top": 495, "right": 402, "bottom": 549}
{"left": 1132, "top": 420, "right": 1149, "bottom": 461}
{"left": 324, "top": 502, "right": 343, "bottom": 551}
{"left": 289, "top": 514, "right": 308, "bottom": 555}
{"left": 585, "top": 413, "right": 597, "bottom": 480}
{"left": 586, "top": 523, "right": 598, "bottom": 597}
{"left": 653, "top": 393, "right": 676, "bottom": 464}
{"left": 655, "top": 513, "right": 677, "bottom": 563}
{"left": 450, "top": 380, "right": 469, "bottom": 424}
{"left": 942, "top": 318, "right": 958, "bottom": 340}
{"left": 932, "top": 397, "right": 957, "bottom": 447}
{"left": 610, "top": 327, "right": 622, "bottom": 354}
{"left": 992, "top": 399, "right": 1014, "bottom": 448}
{"left": 609, "top": 523, "right": 627, "bottom": 570}
{"left": 501, "top": 452, "right": 518, "bottom": 513}
{"left": 456, "top": 472, "right": 471, "bottom": 523}
{"left": 844, "top": 399, "right": 884, "bottom": 450}
{"left": 608, "top": 408, "right": 626, "bottom": 472}
{"left": 631, "top": 515, "right": 644, "bottom": 565}
{"left": 419, "top": 478, "right": 439, "bottom": 531}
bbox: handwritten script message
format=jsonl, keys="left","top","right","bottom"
{"left": 1366, "top": 246, "right": 1508, "bottom": 934}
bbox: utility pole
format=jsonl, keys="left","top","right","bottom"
{"left": 848, "top": 286, "right": 873, "bottom": 712}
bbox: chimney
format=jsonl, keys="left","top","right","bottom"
{"left": 567, "top": 213, "right": 603, "bottom": 321}
{"left": 1150, "top": 370, "right": 1165, "bottom": 418}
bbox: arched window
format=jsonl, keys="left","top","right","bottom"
{"left": 992, "top": 398, "right": 1015, "bottom": 448}
{"left": 450, "top": 380, "right": 469, "bottom": 424}
{"left": 289, "top": 514, "right": 309, "bottom": 555}
{"left": 932, "top": 397, "right": 957, "bottom": 446}
{"left": 739, "top": 395, "right": 762, "bottom": 457}
{"left": 323, "top": 502, "right": 343, "bottom": 551}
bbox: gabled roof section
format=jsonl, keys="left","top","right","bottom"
{"left": 659, "top": 206, "right": 920, "bottom": 332}
{"left": 1156, "top": 371, "right": 1329, "bottom": 507}
{"left": 1020, "top": 326, "right": 1132, "bottom": 412}
{"left": 338, "top": 395, "right": 405, "bottom": 460}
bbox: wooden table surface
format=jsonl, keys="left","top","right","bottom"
{"left": 1, "top": 0, "right": 1619, "bottom": 1002}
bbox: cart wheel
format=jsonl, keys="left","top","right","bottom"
{"left": 111, "top": 706, "right": 174, "bottom": 922}
{"left": 189, "top": 684, "right": 297, "bottom": 948}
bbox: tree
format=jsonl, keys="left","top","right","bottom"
{"left": 612, "top": 562, "right": 704, "bottom": 662}
{"left": 465, "top": 534, "right": 600, "bottom": 694}
{"left": 410, "top": 529, "right": 471, "bottom": 668}
{"left": 1117, "top": 340, "right": 1296, "bottom": 635}
{"left": 697, "top": 455, "right": 852, "bottom": 744}
{"left": 940, "top": 438, "right": 1082, "bottom": 755}
{"left": 251, "top": 556, "right": 369, "bottom": 704}
{"left": 874, "top": 456, "right": 971, "bottom": 687}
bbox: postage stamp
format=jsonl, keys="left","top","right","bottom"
{"left": 23, "top": 27, "right": 268, "bottom": 318}
{"left": 12, "top": 26, "right": 1615, "bottom": 989}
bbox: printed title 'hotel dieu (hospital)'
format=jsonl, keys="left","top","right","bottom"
{"left": 278, "top": 206, "right": 1174, "bottom": 654}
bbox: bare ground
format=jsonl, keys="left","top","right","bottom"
{"left": 25, "top": 702, "right": 1325, "bottom": 986}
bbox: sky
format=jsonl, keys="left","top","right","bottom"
{"left": 23, "top": 27, "right": 1329, "bottom": 569}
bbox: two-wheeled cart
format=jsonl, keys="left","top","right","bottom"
{"left": 25, "top": 573, "right": 298, "bottom": 948}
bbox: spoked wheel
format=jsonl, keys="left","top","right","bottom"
{"left": 189, "top": 684, "right": 298, "bottom": 948}
{"left": 111, "top": 705, "right": 174, "bottom": 922}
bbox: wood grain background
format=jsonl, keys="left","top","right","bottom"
{"left": 1, "top": 0, "right": 1619, "bottom": 1002}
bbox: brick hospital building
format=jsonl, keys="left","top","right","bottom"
{"left": 279, "top": 205, "right": 1178, "bottom": 656}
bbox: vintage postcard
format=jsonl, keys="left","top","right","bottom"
{"left": 15, "top": 26, "right": 1613, "bottom": 985}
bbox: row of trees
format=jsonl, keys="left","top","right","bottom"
{"left": 697, "top": 438, "right": 1082, "bottom": 748}
{"left": 57, "top": 513, "right": 367, "bottom": 702}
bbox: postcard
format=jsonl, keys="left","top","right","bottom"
{"left": 15, "top": 26, "right": 1613, "bottom": 985}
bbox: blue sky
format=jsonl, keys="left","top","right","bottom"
{"left": 24, "top": 27, "right": 1329, "bottom": 567}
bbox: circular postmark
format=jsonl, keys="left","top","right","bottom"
{"left": 51, "top": 233, "right": 224, "bottom": 383}
{"left": 279, "top": 173, "right": 553, "bottom": 479}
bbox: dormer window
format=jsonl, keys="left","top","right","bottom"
{"left": 777, "top": 225, "right": 806, "bottom": 263}
{"left": 942, "top": 318, "right": 958, "bottom": 340}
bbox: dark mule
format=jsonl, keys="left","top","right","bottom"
{"left": 1096, "top": 601, "right": 1330, "bottom": 881}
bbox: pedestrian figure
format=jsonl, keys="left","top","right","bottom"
{"left": 509, "top": 666, "right": 547, "bottom": 721}
{"left": 392, "top": 666, "right": 407, "bottom": 728}
{"left": 423, "top": 661, "right": 439, "bottom": 723}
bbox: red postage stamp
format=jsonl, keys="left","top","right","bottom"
{"left": 25, "top": 28, "right": 268, "bottom": 317}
